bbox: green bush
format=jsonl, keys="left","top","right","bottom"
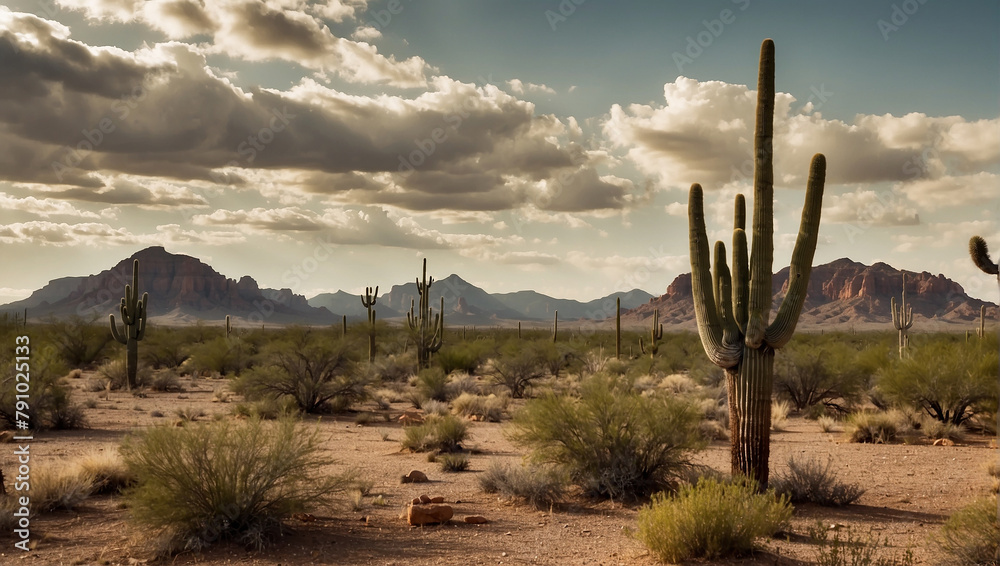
{"left": 451, "top": 392, "right": 509, "bottom": 422}
{"left": 400, "top": 414, "right": 468, "bottom": 453}
{"left": 508, "top": 375, "right": 705, "bottom": 499}
{"left": 96, "top": 357, "right": 153, "bottom": 390}
{"left": 121, "top": 418, "right": 353, "bottom": 551}
{"left": 845, "top": 411, "right": 898, "bottom": 444}
{"left": 232, "top": 330, "right": 367, "bottom": 413}
{"left": 775, "top": 339, "right": 868, "bottom": 411}
{"left": 42, "top": 316, "right": 113, "bottom": 368}
{"left": 186, "top": 336, "right": 251, "bottom": 377}
{"left": 436, "top": 341, "right": 489, "bottom": 375}
{"left": 489, "top": 343, "right": 547, "bottom": 398}
{"left": 634, "top": 477, "right": 792, "bottom": 563}
{"left": 142, "top": 326, "right": 191, "bottom": 369}
{"left": 438, "top": 453, "right": 470, "bottom": 472}
{"left": 770, "top": 455, "right": 865, "bottom": 506}
{"left": 414, "top": 367, "right": 449, "bottom": 402}
{"left": 878, "top": 337, "right": 997, "bottom": 426}
{"left": 0, "top": 346, "right": 87, "bottom": 430}
{"left": 478, "top": 462, "right": 565, "bottom": 510}
{"left": 810, "top": 523, "right": 915, "bottom": 566}
{"left": 936, "top": 497, "right": 999, "bottom": 566}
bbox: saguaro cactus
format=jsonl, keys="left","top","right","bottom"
{"left": 615, "top": 298, "right": 622, "bottom": 359}
{"left": 639, "top": 308, "right": 663, "bottom": 359}
{"left": 225, "top": 314, "right": 232, "bottom": 338}
{"left": 362, "top": 286, "right": 378, "bottom": 363}
{"left": 552, "top": 310, "right": 558, "bottom": 343}
{"left": 891, "top": 273, "right": 913, "bottom": 358}
{"left": 977, "top": 304, "right": 986, "bottom": 338}
{"left": 407, "top": 259, "right": 443, "bottom": 368}
{"left": 109, "top": 259, "right": 148, "bottom": 390}
{"left": 688, "top": 39, "right": 826, "bottom": 487}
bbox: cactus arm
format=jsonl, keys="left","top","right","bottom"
{"left": 765, "top": 154, "right": 826, "bottom": 348}
{"left": 689, "top": 183, "right": 740, "bottom": 368}
{"left": 732, "top": 193, "right": 749, "bottom": 333}
{"left": 746, "top": 39, "right": 776, "bottom": 350}
{"left": 109, "top": 314, "right": 127, "bottom": 344}
{"left": 135, "top": 292, "right": 148, "bottom": 340}
{"left": 969, "top": 236, "right": 999, "bottom": 275}
{"left": 713, "top": 241, "right": 739, "bottom": 349}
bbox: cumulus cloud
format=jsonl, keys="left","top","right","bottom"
{"left": 507, "top": 79, "right": 556, "bottom": 96}
{"left": 605, "top": 77, "right": 1000, "bottom": 190}
{"left": 40, "top": 179, "right": 210, "bottom": 208}
{"left": 0, "top": 193, "right": 100, "bottom": 218}
{"left": 0, "top": 220, "right": 243, "bottom": 246}
{"left": 823, "top": 188, "right": 920, "bottom": 226}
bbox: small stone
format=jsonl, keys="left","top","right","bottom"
{"left": 465, "top": 515, "right": 489, "bottom": 524}
{"left": 411, "top": 497, "right": 421, "bottom": 505}
{"left": 407, "top": 504, "right": 453, "bottom": 526}
{"left": 419, "top": 494, "right": 432, "bottom": 504}
{"left": 429, "top": 496, "right": 445, "bottom": 504}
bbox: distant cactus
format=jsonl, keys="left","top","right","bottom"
{"left": 639, "top": 309, "right": 663, "bottom": 359}
{"left": 406, "top": 259, "right": 443, "bottom": 368}
{"left": 891, "top": 273, "right": 913, "bottom": 358}
{"left": 361, "top": 286, "right": 378, "bottom": 363}
{"left": 615, "top": 298, "right": 622, "bottom": 359}
{"left": 687, "top": 39, "right": 826, "bottom": 487}
{"left": 225, "top": 314, "right": 232, "bottom": 338}
{"left": 552, "top": 310, "right": 558, "bottom": 343}
{"left": 342, "top": 314, "right": 347, "bottom": 338}
{"left": 109, "top": 259, "right": 148, "bottom": 390}
{"left": 977, "top": 305, "right": 986, "bottom": 339}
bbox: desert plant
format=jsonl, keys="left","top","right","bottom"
{"left": 771, "top": 399, "right": 791, "bottom": 432}
{"left": 438, "top": 453, "right": 470, "bottom": 472}
{"left": 477, "top": 462, "right": 565, "bottom": 510}
{"left": 46, "top": 315, "right": 114, "bottom": 367}
{"left": 109, "top": 258, "right": 148, "bottom": 390}
{"left": 775, "top": 339, "right": 868, "bottom": 411}
{"left": 634, "top": 477, "right": 792, "bottom": 563}
{"left": 810, "top": 523, "right": 915, "bottom": 566}
{"left": 75, "top": 449, "right": 137, "bottom": 495}
{"left": 414, "top": 367, "right": 449, "bottom": 402}
{"left": 936, "top": 496, "right": 999, "bottom": 565}
{"left": 877, "top": 338, "right": 997, "bottom": 426}
{"left": 770, "top": 455, "right": 865, "bottom": 506}
{"left": 891, "top": 274, "right": 913, "bottom": 359}
{"left": 638, "top": 309, "right": 663, "bottom": 358}
{"left": 30, "top": 464, "right": 95, "bottom": 512}
{"left": 401, "top": 414, "right": 469, "bottom": 453}
{"left": 845, "top": 411, "right": 898, "bottom": 444}
{"left": 141, "top": 326, "right": 190, "bottom": 369}
{"left": 96, "top": 357, "right": 153, "bottom": 390}
{"left": 687, "top": 39, "right": 826, "bottom": 487}
{"left": 186, "top": 336, "right": 251, "bottom": 377}
{"left": 148, "top": 370, "right": 181, "bottom": 392}
{"left": 451, "top": 392, "right": 509, "bottom": 422}
{"left": 361, "top": 286, "right": 378, "bottom": 363}
{"left": 921, "top": 419, "right": 964, "bottom": 443}
{"left": 231, "top": 397, "right": 299, "bottom": 420}
{"left": 508, "top": 375, "right": 705, "bottom": 499}
{"left": 232, "top": 329, "right": 367, "bottom": 413}
{"left": 489, "top": 345, "right": 547, "bottom": 399}
{"left": 120, "top": 417, "right": 353, "bottom": 551}
{"left": 407, "top": 258, "right": 443, "bottom": 369}
{"left": 0, "top": 346, "right": 86, "bottom": 430}
{"left": 818, "top": 415, "right": 838, "bottom": 433}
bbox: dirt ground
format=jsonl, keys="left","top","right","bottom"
{"left": 2, "top": 371, "right": 996, "bottom": 566}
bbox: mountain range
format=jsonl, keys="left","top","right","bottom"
{"left": 2, "top": 247, "right": 995, "bottom": 331}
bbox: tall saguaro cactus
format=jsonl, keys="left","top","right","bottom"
{"left": 362, "top": 286, "right": 378, "bottom": 363}
{"left": 891, "top": 273, "right": 913, "bottom": 358}
{"left": 109, "top": 259, "right": 148, "bottom": 390}
{"left": 407, "top": 259, "right": 443, "bottom": 368}
{"left": 639, "top": 309, "right": 663, "bottom": 359}
{"left": 977, "top": 305, "right": 986, "bottom": 339}
{"left": 688, "top": 39, "right": 826, "bottom": 487}
{"left": 552, "top": 311, "right": 558, "bottom": 343}
{"left": 615, "top": 298, "right": 622, "bottom": 359}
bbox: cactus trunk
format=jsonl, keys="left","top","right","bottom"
{"left": 687, "top": 39, "right": 825, "bottom": 488}
{"left": 362, "top": 286, "right": 378, "bottom": 363}
{"left": 407, "top": 260, "right": 442, "bottom": 369}
{"left": 552, "top": 311, "right": 558, "bottom": 343}
{"left": 615, "top": 298, "right": 621, "bottom": 359}
{"left": 109, "top": 259, "right": 148, "bottom": 391}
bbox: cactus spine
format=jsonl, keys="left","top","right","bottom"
{"left": 615, "top": 298, "right": 622, "bottom": 359}
{"left": 407, "top": 259, "right": 443, "bottom": 368}
{"left": 361, "top": 286, "right": 378, "bottom": 363}
{"left": 109, "top": 259, "right": 148, "bottom": 390}
{"left": 639, "top": 308, "right": 663, "bottom": 358}
{"left": 687, "top": 39, "right": 826, "bottom": 488}
{"left": 891, "top": 273, "right": 913, "bottom": 358}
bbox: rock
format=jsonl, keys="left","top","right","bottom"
{"left": 932, "top": 438, "right": 955, "bottom": 446}
{"left": 464, "top": 515, "right": 489, "bottom": 524}
{"left": 411, "top": 497, "right": 421, "bottom": 505}
{"left": 418, "top": 494, "right": 432, "bottom": 503}
{"left": 407, "top": 504, "right": 453, "bottom": 526}
{"left": 429, "top": 496, "right": 445, "bottom": 503}
{"left": 401, "top": 470, "right": 428, "bottom": 483}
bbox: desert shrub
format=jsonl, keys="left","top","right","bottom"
{"left": 810, "top": 523, "right": 915, "bottom": 566}
{"left": 846, "top": 412, "right": 898, "bottom": 444}
{"left": 175, "top": 406, "right": 205, "bottom": 422}
{"left": 96, "top": 358, "right": 153, "bottom": 390}
{"left": 436, "top": 341, "right": 490, "bottom": 375}
{"left": 878, "top": 338, "right": 997, "bottom": 426}
{"left": 147, "top": 370, "right": 182, "bottom": 392}
{"left": 373, "top": 354, "right": 414, "bottom": 382}
{"left": 775, "top": 339, "right": 868, "bottom": 411}
{"left": 232, "top": 330, "right": 367, "bottom": 413}
{"left": 818, "top": 415, "right": 838, "bottom": 432}
{"left": 420, "top": 399, "right": 449, "bottom": 416}
{"left": 0, "top": 346, "right": 86, "bottom": 430}
{"left": 444, "top": 372, "right": 481, "bottom": 399}
{"left": 489, "top": 343, "right": 548, "bottom": 398}
{"left": 935, "top": 497, "right": 999, "bottom": 566}
{"left": 634, "top": 477, "right": 792, "bottom": 563}
{"left": 401, "top": 414, "right": 468, "bottom": 453}
{"left": 508, "top": 375, "right": 705, "bottom": 499}
{"left": 920, "top": 419, "right": 964, "bottom": 443}
{"left": 186, "top": 336, "right": 251, "bottom": 377}
{"left": 76, "top": 449, "right": 137, "bottom": 495}
{"left": 141, "top": 327, "right": 190, "bottom": 369}
{"left": 45, "top": 315, "right": 114, "bottom": 368}
{"left": 451, "top": 392, "right": 509, "bottom": 422}
{"left": 438, "top": 453, "right": 470, "bottom": 472}
{"left": 477, "top": 462, "right": 565, "bottom": 510}
{"left": 30, "top": 465, "right": 95, "bottom": 512}
{"left": 231, "top": 397, "right": 299, "bottom": 420}
{"left": 414, "top": 367, "right": 449, "bottom": 402}
{"left": 121, "top": 417, "right": 353, "bottom": 551}
{"left": 771, "top": 399, "right": 791, "bottom": 431}
{"left": 770, "top": 455, "right": 865, "bottom": 506}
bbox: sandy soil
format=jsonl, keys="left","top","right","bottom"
{"left": 1, "top": 371, "right": 996, "bottom": 566}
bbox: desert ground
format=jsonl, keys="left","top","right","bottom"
{"left": 2, "top": 367, "right": 996, "bottom": 566}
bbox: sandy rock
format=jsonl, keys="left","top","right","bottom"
{"left": 418, "top": 494, "right": 432, "bottom": 503}
{"left": 464, "top": 515, "right": 489, "bottom": 524}
{"left": 429, "top": 496, "right": 445, "bottom": 503}
{"left": 407, "top": 504, "right": 453, "bottom": 526}
{"left": 401, "top": 470, "right": 428, "bottom": 483}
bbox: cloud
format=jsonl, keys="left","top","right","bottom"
{"left": 605, "top": 77, "right": 1000, "bottom": 189}
{"left": 0, "top": 193, "right": 100, "bottom": 218}
{"left": 0, "top": 220, "right": 243, "bottom": 246}
{"left": 823, "top": 188, "right": 920, "bottom": 226}
{"left": 40, "top": 179, "right": 210, "bottom": 208}
{"left": 897, "top": 172, "right": 999, "bottom": 209}
{"left": 507, "top": 79, "right": 556, "bottom": 96}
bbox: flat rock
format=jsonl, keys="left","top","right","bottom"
{"left": 407, "top": 504, "right": 453, "bottom": 526}
{"left": 464, "top": 515, "right": 489, "bottom": 524}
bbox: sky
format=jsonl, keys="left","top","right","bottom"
{"left": 0, "top": 0, "right": 998, "bottom": 304}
